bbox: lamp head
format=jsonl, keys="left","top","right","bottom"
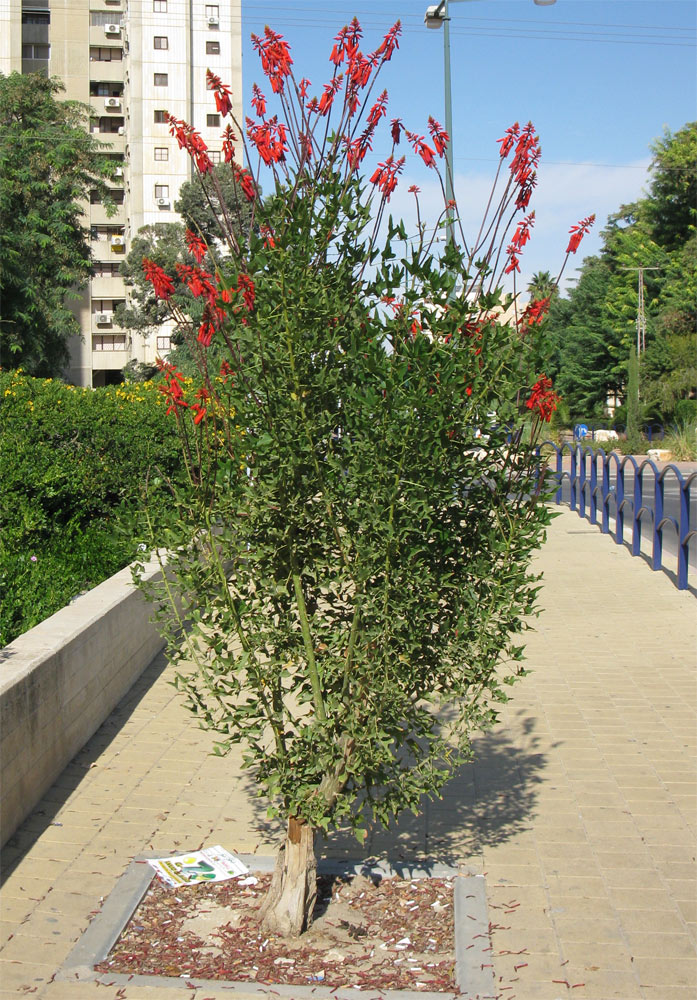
{"left": 424, "top": 4, "right": 445, "bottom": 28}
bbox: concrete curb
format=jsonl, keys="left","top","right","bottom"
{"left": 59, "top": 854, "right": 494, "bottom": 998}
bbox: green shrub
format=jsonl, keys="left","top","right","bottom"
{"left": 0, "top": 369, "right": 186, "bottom": 646}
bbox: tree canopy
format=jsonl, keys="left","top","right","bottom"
{"left": 545, "top": 121, "right": 696, "bottom": 423}
{"left": 116, "top": 164, "right": 256, "bottom": 372}
{"left": 0, "top": 73, "right": 112, "bottom": 375}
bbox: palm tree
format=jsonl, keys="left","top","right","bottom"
{"left": 527, "top": 270, "right": 559, "bottom": 302}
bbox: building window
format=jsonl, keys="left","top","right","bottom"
{"left": 205, "top": 5, "right": 219, "bottom": 20}
{"left": 22, "top": 11, "right": 50, "bottom": 24}
{"left": 22, "top": 43, "right": 50, "bottom": 59}
{"left": 157, "top": 335, "right": 171, "bottom": 351}
{"left": 91, "top": 82, "right": 123, "bottom": 97}
{"left": 154, "top": 72, "right": 168, "bottom": 86}
{"left": 209, "top": 150, "right": 221, "bottom": 164}
{"left": 154, "top": 110, "right": 167, "bottom": 123}
{"left": 154, "top": 147, "right": 169, "bottom": 161}
{"left": 206, "top": 114, "right": 220, "bottom": 128}
{"left": 153, "top": 0, "right": 167, "bottom": 10}
{"left": 155, "top": 184, "right": 169, "bottom": 199}
{"left": 206, "top": 41, "right": 220, "bottom": 55}
{"left": 93, "top": 335, "right": 127, "bottom": 351}
{"left": 90, "top": 12, "right": 123, "bottom": 26}
{"left": 154, "top": 36, "right": 168, "bottom": 50}
{"left": 90, "top": 47, "right": 123, "bottom": 61}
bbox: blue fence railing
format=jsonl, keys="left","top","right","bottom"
{"left": 539, "top": 442, "right": 696, "bottom": 590}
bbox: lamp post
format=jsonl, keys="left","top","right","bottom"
{"left": 425, "top": 0, "right": 557, "bottom": 247}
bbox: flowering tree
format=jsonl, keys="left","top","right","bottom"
{"left": 138, "top": 19, "right": 593, "bottom": 937}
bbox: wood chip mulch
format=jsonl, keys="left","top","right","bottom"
{"left": 96, "top": 870, "right": 456, "bottom": 992}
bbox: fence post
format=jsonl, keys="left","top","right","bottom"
{"left": 578, "top": 447, "right": 586, "bottom": 519}
{"left": 601, "top": 455, "right": 610, "bottom": 534}
{"left": 616, "top": 462, "right": 625, "bottom": 546}
{"left": 555, "top": 446, "right": 563, "bottom": 504}
{"left": 570, "top": 447, "right": 578, "bottom": 513}
{"left": 632, "top": 462, "right": 642, "bottom": 557}
{"left": 589, "top": 452, "right": 598, "bottom": 525}
{"left": 678, "top": 478, "right": 689, "bottom": 590}
{"left": 652, "top": 471, "right": 664, "bottom": 571}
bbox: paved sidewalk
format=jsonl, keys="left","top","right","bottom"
{"left": 1, "top": 507, "right": 695, "bottom": 1000}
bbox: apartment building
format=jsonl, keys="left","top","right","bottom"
{"left": 1, "top": 0, "right": 242, "bottom": 386}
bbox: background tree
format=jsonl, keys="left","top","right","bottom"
{"left": 545, "top": 121, "right": 696, "bottom": 424}
{"left": 527, "top": 270, "right": 558, "bottom": 303}
{"left": 0, "top": 73, "right": 112, "bottom": 375}
{"left": 116, "top": 164, "right": 256, "bottom": 373}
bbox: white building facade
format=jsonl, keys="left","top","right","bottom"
{"left": 1, "top": 0, "right": 242, "bottom": 386}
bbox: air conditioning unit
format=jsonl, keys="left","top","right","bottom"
{"left": 105, "top": 24, "right": 121, "bottom": 35}
{"left": 157, "top": 197, "right": 170, "bottom": 207}
{"left": 110, "top": 235, "right": 125, "bottom": 247}
{"left": 207, "top": 16, "right": 218, "bottom": 25}
{"left": 114, "top": 166, "right": 123, "bottom": 177}
{"left": 117, "top": 126, "right": 125, "bottom": 135}
{"left": 95, "top": 312, "right": 112, "bottom": 324}
{"left": 105, "top": 97, "right": 121, "bottom": 109}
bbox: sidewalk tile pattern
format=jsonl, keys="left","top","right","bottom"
{"left": 1, "top": 507, "right": 695, "bottom": 999}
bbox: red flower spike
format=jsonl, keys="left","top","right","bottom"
{"left": 372, "top": 21, "right": 401, "bottom": 63}
{"left": 317, "top": 75, "right": 343, "bottom": 117}
{"left": 497, "top": 122, "right": 520, "bottom": 159}
{"left": 191, "top": 403, "right": 207, "bottom": 424}
{"left": 252, "top": 26, "right": 293, "bottom": 95}
{"left": 206, "top": 69, "right": 233, "bottom": 116}
{"left": 197, "top": 321, "right": 215, "bottom": 347}
{"left": 251, "top": 83, "right": 267, "bottom": 116}
{"left": 142, "top": 258, "right": 175, "bottom": 300}
{"left": 390, "top": 118, "right": 403, "bottom": 145}
{"left": 222, "top": 124, "right": 237, "bottom": 162}
{"left": 246, "top": 115, "right": 288, "bottom": 165}
{"left": 219, "top": 360, "right": 235, "bottom": 384}
{"left": 427, "top": 116, "right": 449, "bottom": 157}
{"left": 405, "top": 130, "right": 437, "bottom": 168}
{"left": 298, "top": 77, "right": 310, "bottom": 99}
{"left": 510, "top": 211, "right": 535, "bottom": 253}
{"left": 408, "top": 184, "right": 420, "bottom": 194}
{"left": 566, "top": 214, "right": 596, "bottom": 254}
{"left": 526, "top": 375, "right": 559, "bottom": 422}
{"left": 370, "top": 155, "right": 405, "bottom": 201}
{"left": 519, "top": 297, "right": 551, "bottom": 329}
{"left": 504, "top": 246, "right": 521, "bottom": 275}
{"left": 185, "top": 229, "right": 207, "bottom": 264}
{"left": 367, "top": 91, "right": 388, "bottom": 129}
{"left": 233, "top": 163, "right": 257, "bottom": 200}
{"left": 237, "top": 274, "right": 255, "bottom": 311}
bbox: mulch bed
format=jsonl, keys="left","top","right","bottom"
{"left": 96, "top": 870, "right": 456, "bottom": 992}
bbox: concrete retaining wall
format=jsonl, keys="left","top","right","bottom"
{"left": 0, "top": 558, "right": 166, "bottom": 847}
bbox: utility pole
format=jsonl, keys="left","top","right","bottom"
{"left": 619, "top": 265, "right": 661, "bottom": 358}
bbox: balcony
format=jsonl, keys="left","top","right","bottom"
{"left": 89, "top": 202, "right": 125, "bottom": 226}
{"left": 90, "top": 274, "right": 126, "bottom": 298}
{"left": 89, "top": 59, "right": 125, "bottom": 84}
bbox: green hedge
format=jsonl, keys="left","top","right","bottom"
{"left": 0, "top": 370, "right": 186, "bottom": 647}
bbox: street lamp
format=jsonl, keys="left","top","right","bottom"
{"left": 425, "top": 0, "right": 556, "bottom": 247}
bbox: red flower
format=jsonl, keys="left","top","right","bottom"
{"left": 317, "top": 76, "right": 343, "bottom": 117}
{"left": 233, "top": 163, "right": 257, "bottom": 201}
{"left": 504, "top": 246, "right": 521, "bottom": 275}
{"left": 167, "top": 115, "right": 213, "bottom": 174}
{"left": 497, "top": 122, "right": 519, "bottom": 159}
{"left": 405, "top": 130, "right": 436, "bottom": 168}
{"left": 246, "top": 115, "right": 288, "bottom": 165}
{"left": 367, "top": 90, "right": 388, "bottom": 129}
{"left": 427, "top": 116, "right": 449, "bottom": 157}
{"left": 251, "top": 83, "right": 266, "bottom": 117}
{"left": 176, "top": 263, "right": 217, "bottom": 302}
{"left": 298, "top": 77, "right": 310, "bottom": 99}
{"left": 191, "top": 402, "right": 207, "bottom": 424}
{"left": 185, "top": 229, "right": 207, "bottom": 264}
{"left": 219, "top": 360, "right": 235, "bottom": 384}
{"left": 566, "top": 214, "right": 596, "bottom": 254}
{"left": 372, "top": 21, "right": 401, "bottom": 63}
{"left": 157, "top": 362, "right": 188, "bottom": 415}
{"left": 237, "top": 274, "right": 255, "bottom": 311}
{"left": 510, "top": 211, "right": 535, "bottom": 252}
{"left": 207, "top": 71, "right": 233, "bottom": 117}
{"left": 252, "top": 26, "right": 293, "bottom": 94}
{"left": 519, "top": 297, "right": 551, "bottom": 328}
{"left": 390, "top": 118, "right": 403, "bottom": 145}
{"left": 526, "top": 375, "right": 559, "bottom": 422}
{"left": 369, "top": 155, "right": 404, "bottom": 200}
{"left": 222, "top": 124, "right": 237, "bottom": 162}
{"left": 408, "top": 184, "right": 420, "bottom": 194}
{"left": 142, "top": 258, "right": 175, "bottom": 300}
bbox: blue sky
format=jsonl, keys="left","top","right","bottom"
{"left": 237, "top": 1, "right": 696, "bottom": 294}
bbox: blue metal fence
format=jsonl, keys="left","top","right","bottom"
{"left": 539, "top": 442, "right": 696, "bottom": 590}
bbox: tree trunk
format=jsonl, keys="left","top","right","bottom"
{"left": 259, "top": 816, "right": 317, "bottom": 937}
